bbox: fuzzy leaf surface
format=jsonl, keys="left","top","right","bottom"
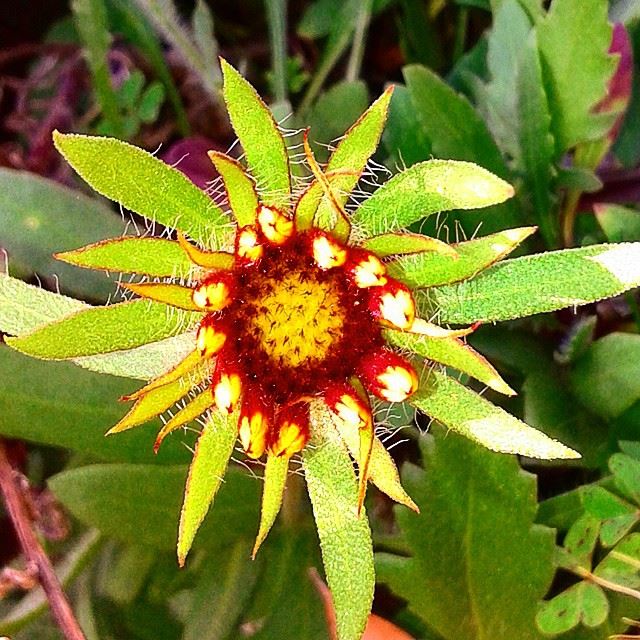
{"left": 53, "top": 132, "right": 228, "bottom": 248}
{"left": 303, "top": 402, "right": 374, "bottom": 640}
{"left": 429, "top": 243, "right": 640, "bottom": 324}
{"left": 376, "top": 434, "right": 556, "bottom": 640}
{"left": 253, "top": 454, "right": 289, "bottom": 557}
{"left": 351, "top": 160, "right": 514, "bottom": 237}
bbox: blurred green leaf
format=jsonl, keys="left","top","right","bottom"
{"left": 610, "top": 453, "right": 640, "bottom": 504}
{"left": 53, "top": 132, "right": 228, "bottom": 249}
{"left": 595, "top": 203, "right": 640, "bottom": 242}
{"left": 594, "top": 532, "right": 640, "bottom": 587}
{"left": 50, "top": 463, "right": 259, "bottom": 551}
{"left": 100, "top": 544, "right": 157, "bottom": 604}
{"left": 352, "top": 159, "right": 514, "bottom": 237}
{"left": 430, "top": 243, "right": 640, "bottom": 323}
{"left": 303, "top": 402, "right": 374, "bottom": 640}
{"left": 191, "top": 0, "right": 219, "bottom": 83}
{"left": 563, "top": 513, "right": 601, "bottom": 569}
{"left": 253, "top": 454, "right": 289, "bottom": 558}
{"left": 221, "top": 59, "right": 290, "bottom": 210}
{"left": 0, "top": 168, "right": 123, "bottom": 300}
{"left": 137, "top": 82, "right": 165, "bottom": 123}
{"left": 537, "top": 0, "right": 617, "bottom": 153}
{"left": 377, "top": 434, "right": 556, "bottom": 640}
{"left": 571, "top": 333, "right": 640, "bottom": 419}
{"left": 583, "top": 486, "right": 638, "bottom": 547}
{"left": 554, "top": 316, "right": 597, "bottom": 365}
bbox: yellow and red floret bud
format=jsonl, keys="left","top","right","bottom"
{"left": 195, "top": 317, "right": 228, "bottom": 358}
{"left": 325, "top": 383, "right": 372, "bottom": 432}
{"left": 359, "top": 348, "right": 418, "bottom": 403}
{"left": 211, "top": 362, "right": 243, "bottom": 414}
{"left": 238, "top": 389, "right": 271, "bottom": 459}
{"left": 345, "top": 249, "right": 388, "bottom": 288}
{"left": 368, "top": 279, "right": 416, "bottom": 330}
{"left": 235, "top": 225, "right": 264, "bottom": 264}
{"left": 310, "top": 230, "right": 347, "bottom": 270}
{"left": 257, "top": 205, "right": 294, "bottom": 245}
{"left": 192, "top": 273, "right": 234, "bottom": 312}
{"left": 270, "top": 402, "right": 310, "bottom": 458}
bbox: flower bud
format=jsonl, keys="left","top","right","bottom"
{"left": 257, "top": 205, "right": 294, "bottom": 245}
{"left": 238, "top": 392, "right": 270, "bottom": 459}
{"left": 195, "top": 318, "right": 228, "bottom": 358}
{"left": 192, "top": 274, "right": 233, "bottom": 311}
{"left": 270, "top": 403, "right": 309, "bottom": 457}
{"left": 368, "top": 279, "right": 416, "bottom": 330}
{"left": 212, "top": 366, "right": 243, "bottom": 414}
{"left": 359, "top": 349, "right": 418, "bottom": 403}
{"left": 236, "top": 225, "right": 264, "bottom": 264}
{"left": 311, "top": 231, "right": 347, "bottom": 270}
{"left": 325, "top": 383, "right": 372, "bottom": 432}
{"left": 346, "top": 249, "right": 387, "bottom": 288}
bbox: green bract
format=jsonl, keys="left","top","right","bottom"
{"left": 4, "top": 60, "right": 640, "bottom": 640}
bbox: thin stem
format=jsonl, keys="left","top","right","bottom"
{"left": 0, "top": 440, "right": 86, "bottom": 640}
{"left": 572, "top": 564, "right": 640, "bottom": 601}
{"left": 266, "top": 0, "right": 288, "bottom": 103}
{"left": 345, "top": 0, "right": 373, "bottom": 83}
{"left": 452, "top": 6, "right": 469, "bottom": 64}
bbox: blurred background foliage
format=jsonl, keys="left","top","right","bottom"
{"left": 2, "top": 0, "right": 640, "bottom": 638}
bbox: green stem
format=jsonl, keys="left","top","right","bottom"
{"left": 345, "top": 0, "right": 373, "bottom": 82}
{"left": 266, "top": 0, "right": 288, "bottom": 103}
{"left": 452, "top": 7, "right": 469, "bottom": 64}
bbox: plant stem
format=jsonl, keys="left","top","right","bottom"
{"left": 266, "top": 0, "right": 288, "bottom": 104}
{"left": 345, "top": 0, "right": 373, "bottom": 83}
{"left": 572, "top": 564, "right": 640, "bottom": 601}
{"left": 0, "top": 439, "right": 86, "bottom": 640}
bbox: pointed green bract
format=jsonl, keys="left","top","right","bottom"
{"left": 53, "top": 132, "right": 229, "bottom": 249}
{"left": 208, "top": 151, "right": 259, "bottom": 227}
{"left": 303, "top": 402, "right": 374, "bottom": 640}
{"left": 412, "top": 370, "right": 579, "bottom": 459}
{"left": 178, "top": 410, "right": 238, "bottom": 565}
{"left": 537, "top": 0, "right": 617, "bottom": 153}
{"left": 314, "top": 87, "right": 393, "bottom": 224}
{"left": 385, "top": 329, "right": 515, "bottom": 396}
{"left": 388, "top": 227, "right": 535, "bottom": 289}
{"left": 351, "top": 160, "right": 515, "bottom": 237}
{"left": 361, "top": 232, "right": 457, "bottom": 258}
{"left": 253, "top": 454, "right": 289, "bottom": 558}
{"left": 429, "top": 243, "right": 640, "bottom": 324}
{"left": 56, "top": 237, "right": 193, "bottom": 277}
{"left": 220, "top": 59, "right": 290, "bottom": 210}
{"left": 123, "top": 282, "right": 201, "bottom": 311}
{"left": 6, "top": 300, "right": 196, "bottom": 360}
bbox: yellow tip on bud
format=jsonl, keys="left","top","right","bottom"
{"left": 270, "top": 417, "right": 308, "bottom": 458}
{"left": 236, "top": 226, "right": 264, "bottom": 263}
{"left": 377, "top": 365, "right": 418, "bottom": 402}
{"left": 333, "top": 394, "right": 372, "bottom": 432}
{"left": 257, "top": 205, "right": 293, "bottom": 245}
{"left": 195, "top": 322, "right": 227, "bottom": 357}
{"left": 312, "top": 233, "right": 347, "bottom": 270}
{"left": 192, "top": 278, "right": 232, "bottom": 312}
{"left": 238, "top": 411, "right": 269, "bottom": 459}
{"left": 353, "top": 254, "right": 387, "bottom": 288}
{"left": 378, "top": 288, "right": 416, "bottom": 330}
{"left": 213, "top": 372, "right": 242, "bottom": 413}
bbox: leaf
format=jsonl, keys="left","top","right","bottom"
{"left": 595, "top": 203, "right": 640, "bottom": 243}
{"left": 610, "top": 453, "right": 640, "bottom": 504}
{"left": 583, "top": 486, "right": 639, "bottom": 547}
{"left": 385, "top": 329, "right": 515, "bottom": 395}
{"left": 220, "top": 59, "right": 290, "bottom": 210}
{"left": 6, "top": 299, "right": 195, "bottom": 359}
{"left": 122, "top": 282, "right": 201, "bottom": 311}
{"left": 253, "top": 454, "right": 289, "bottom": 558}
{"left": 429, "top": 243, "right": 640, "bottom": 324}
{"left": 208, "top": 151, "right": 259, "bottom": 227}
{"left": 388, "top": 227, "right": 535, "bottom": 289}
{"left": 412, "top": 370, "right": 580, "bottom": 459}
{"left": 361, "top": 232, "right": 457, "bottom": 258}
{"left": 0, "top": 168, "right": 123, "bottom": 300}
{"left": 351, "top": 159, "right": 514, "bottom": 237}
{"left": 594, "top": 532, "right": 640, "bottom": 587}
{"left": 537, "top": 0, "right": 617, "bottom": 153}
{"left": 563, "top": 513, "right": 601, "bottom": 569}
{"left": 49, "top": 463, "right": 258, "bottom": 551}
{"left": 570, "top": 333, "right": 640, "bottom": 419}
{"left": 536, "top": 582, "right": 609, "bottom": 634}
{"left": 53, "top": 131, "right": 228, "bottom": 248}
{"left": 376, "top": 434, "right": 556, "bottom": 640}
{"left": 178, "top": 410, "right": 239, "bottom": 565}
{"left": 303, "top": 402, "right": 374, "bottom": 640}
{"left": 0, "top": 347, "right": 193, "bottom": 465}
{"left": 56, "top": 237, "right": 193, "bottom": 277}
{"left": 191, "top": 0, "right": 219, "bottom": 82}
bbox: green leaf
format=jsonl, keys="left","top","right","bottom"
{"left": 351, "top": 159, "right": 514, "bottom": 237}
{"left": 220, "top": 59, "right": 290, "bottom": 210}
{"left": 53, "top": 132, "right": 228, "bottom": 248}
{"left": 123, "top": 282, "right": 201, "bottom": 311}
{"left": 563, "top": 513, "right": 601, "bottom": 569}
{"left": 570, "top": 333, "right": 640, "bottom": 419}
{"left": 595, "top": 203, "right": 640, "bottom": 243}
{"left": 6, "top": 299, "right": 195, "bottom": 359}
{"left": 56, "top": 237, "right": 193, "bottom": 277}
{"left": 554, "top": 315, "right": 597, "bottom": 365}
{"left": 385, "top": 329, "right": 515, "bottom": 395}
{"left": 0, "top": 168, "right": 123, "bottom": 300}
{"left": 253, "top": 454, "right": 289, "bottom": 558}
{"left": 594, "top": 532, "right": 640, "bottom": 587}
{"left": 138, "top": 82, "right": 165, "bottom": 123}
{"left": 583, "top": 486, "right": 639, "bottom": 547}
{"left": 0, "top": 347, "right": 193, "bottom": 464}
{"left": 208, "top": 151, "right": 259, "bottom": 227}
{"left": 303, "top": 402, "right": 374, "bottom": 640}
{"left": 429, "top": 243, "right": 640, "bottom": 324}
{"left": 388, "top": 226, "right": 535, "bottom": 289}
{"left": 412, "top": 370, "right": 580, "bottom": 459}
{"left": 376, "top": 434, "right": 556, "bottom": 640}
{"left": 610, "top": 453, "right": 640, "bottom": 504}
{"left": 178, "top": 411, "right": 239, "bottom": 565}
{"left": 361, "top": 232, "right": 457, "bottom": 258}
{"left": 536, "top": 582, "right": 609, "bottom": 634}
{"left": 191, "top": 0, "right": 220, "bottom": 91}
{"left": 537, "top": 0, "right": 617, "bottom": 153}
{"left": 50, "top": 463, "right": 258, "bottom": 551}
